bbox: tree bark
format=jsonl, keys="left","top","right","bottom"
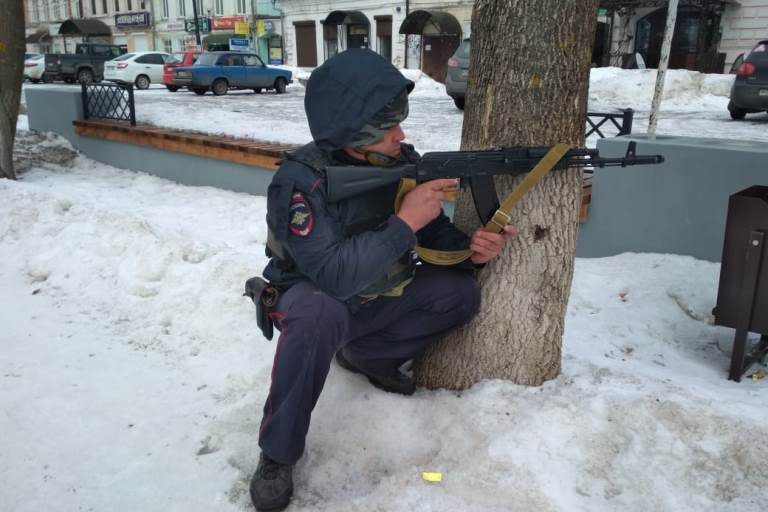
{"left": 0, "top": 0, "right": 26, "bottom": 180}
{"left": 413, "top": 0, "right": 599, "bottom": 389}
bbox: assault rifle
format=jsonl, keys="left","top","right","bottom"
{"left": 325, "top": 142, "right": 664, "bottom": 226}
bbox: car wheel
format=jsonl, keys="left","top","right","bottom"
{"left": 728, "top": 101, "right": 747, "bottom": 120}
{"left": 274, "top": 77, "right": 287, "bottom": 94}
{"left": 135, "top": 75, "right": 150, "bottom": 90}
{"left": 253, "top": 87, "right": 262, "bottom": 94}
{"left": 453, "top": 97, "right": 465, "bottom": 110}
{"left": 192, "top": 88, "right": 207, "bottom": 96}
{"left": 77, "top": 69, "right": 94, "bottom": 84}
{"left": 212, "top": 78, "right": 228, "bottom": 96}
{"left": 166, "top": 85, "right": 179, "bottom": 92}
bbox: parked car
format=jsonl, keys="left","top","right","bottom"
{"left": 445, "top": 38, "right": 471, "bottom": 110}
{"left": 24, "top": 54, "right": 45, "bottom": 83}
{"left": 172, "top": 52, "right": 292, "bottom": 96}
{"left": 163, "top": 51, "right": 201, "bottom": 91}
{"left": 43, "top": 43, "right": 126, "bottom": 84}
{"left": 728, "top": 39, "right": 768, "bottom": 120}
{"left": 104, "top": 51, "right": 170, "bottom": 89}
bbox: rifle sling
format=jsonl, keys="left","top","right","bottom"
{"left": 394, "top": 143, "right": 571, "bottom": 266}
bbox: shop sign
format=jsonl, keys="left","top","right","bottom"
{"left": 185, "top": 17, "right": 211, "bottom": 33}
{"left": 166, "top": 20, "right": 185, "bottom": 31}
{"left": 598, "top": 8, "right": 608, "bottom": 16}
{"left": 234, "top": 21, "right": 250, "bottom": 35}
{"left": 115, "top": 12, "right": 151, "bottom": 28}
{"left": 212, "top": 16, "right": 246, "bottom": 30}
{"left": 229, "top": 38, "right": 250, "bottom": 52}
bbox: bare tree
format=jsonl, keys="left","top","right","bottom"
{"left": 0, "top": 0, "right": 26, "bottom": 180}
{"left": 414, "top": 0, "right": 599, "bottom": 388}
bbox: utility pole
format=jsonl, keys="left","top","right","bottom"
{"left": 191, "top": 0, "right": 201, "bottom": 46}
{"left": 648, "top": 0, "right": 679, "bottom": 139}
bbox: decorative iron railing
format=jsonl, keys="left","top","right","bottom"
{"left": 81, "top": 82, "right": 136, "bottom": 126}
{"left": 586, "top": 109, "right": 634, "bottom": 138}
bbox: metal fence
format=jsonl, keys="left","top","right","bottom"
{"left": 81, "top": 82, "right": 136, "bottom": 126}
{"left": 586, "top": 109, "right": 634, "bottom": 139}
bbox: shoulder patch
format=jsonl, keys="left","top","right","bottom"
{"left": 288, "top": 192, "right": 314, "bottom": 237}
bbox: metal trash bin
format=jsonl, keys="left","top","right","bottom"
{"left": 713, "top": 185, "right": 768, "bottom": 381}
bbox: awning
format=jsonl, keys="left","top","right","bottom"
{"left": 25, "top": 30, "right": 50, "bottom": 43}
{"left": 323, "top": 10, "right": 369, "bottom": 26}
{"left": 58, "top": 18, "right": 112, "bottom": 36}
{"left": 202, "top": 32, "right": 236, "bottom": 46}
{"left": 399, "top": 10, "right": 462, "bottom": 36}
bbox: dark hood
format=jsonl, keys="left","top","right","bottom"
{"left": 305, "top": 49, "right": 414, "bottom": 151}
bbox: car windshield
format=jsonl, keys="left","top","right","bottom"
{"left": 456, "top": 40, "right": 471, "bottom": 59}
{"left": 113, "top": 53, "right": 136, "bottom": 61}
{"left": 748, "top": 41, "right": 767, "bottom": 57}
{"left": 195, "top": 53, "right": 218, "bottom": 65}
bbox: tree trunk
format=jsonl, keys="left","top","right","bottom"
{"left": 413, "top": 0, "right": 599, "bottom": 389}
{"left": 0, "top": 0, "right": 26, "bottom": 180}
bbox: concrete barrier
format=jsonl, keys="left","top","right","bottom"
{"left": 24, "top": 86, "right": 276, "bottom": 197}
{"left": 578, "top": 134, "right": 768, "bottom": 262}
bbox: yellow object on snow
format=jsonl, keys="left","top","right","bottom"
{"left": 422, "top": 472, "right": 443, "bottom": 483}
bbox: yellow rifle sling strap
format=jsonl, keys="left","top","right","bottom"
{"left": 484, "top": 143, "right": 572, "bottom": 234}
{"left": 394, "top": 143, "right": 570, "bottom": 266}
{"left": 394, "top": 178, "right": 473, "bottom": 265}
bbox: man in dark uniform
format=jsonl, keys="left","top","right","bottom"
{"left": 250, "top": 49, "right": 517, "bottom": 511}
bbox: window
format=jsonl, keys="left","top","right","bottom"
{"left": 196, "top": 0, "right": 202, "bottom": 14}
{"left": 90, "top": 0, "right": 96, "bottom": 15}
{"left": 91, "top": 45, "right": 112, "bottom": 56}
{"left": 215, "top": 0, "right": 223, "bottom": 15}
{"left": 102, "top": 0, "right": 107, "bottom": 14}
{"left": 237, "top": 0, "right": 246, "bottom": 14}
{"left": 244, "top": 54, "right": 263, "bottom": 66}
{"left": 375, "top": 16, "right": 392, "bottom": 62}
{"left": 221, "top": 54, "right": 244, "bottom": 66}
{"left": 178, "top": 0, "right": 185, "bottom": 17}
{"left": 162, "top": 0, "right": 168, "bottom": 18}
{"left": 127, "top": 0, "right": 132, "bottom": 10}
{"left": 114, "top": 0, "right": 119, "bottom": 12}
{"left": 163, "top": 39, "right": 173, "bottom": 53}
{"left": 136, "top": 53, "right": 166, "bottom": 65}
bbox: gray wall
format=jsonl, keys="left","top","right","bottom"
{"left": 578, "top": 135, "right": 768, "bottom": 262}
{"left": 24, "top": 86, "right": 275, "bottom": 197}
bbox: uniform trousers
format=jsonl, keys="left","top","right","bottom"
{"left": 257, "top": 264, "right": 481, "bottom": 464}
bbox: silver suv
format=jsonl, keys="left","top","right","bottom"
{"left": 445, "top": 38, "right": 470, "bottom": 110}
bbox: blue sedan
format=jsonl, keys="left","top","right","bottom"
{"left": 172, "top": 51, "right": 292, "bottom": 96}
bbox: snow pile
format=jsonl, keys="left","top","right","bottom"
{"left": 588, "top": 67, "right": 734, "bottom": 110}
{"left": 1, "top": 130, "right": 767, "bottom": 511}
{"left": 401, "top": 69, "right": 449, "bottom": 99}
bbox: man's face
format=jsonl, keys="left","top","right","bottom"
{"left": 357, "top": 124, "right": 406, "bottom": 158}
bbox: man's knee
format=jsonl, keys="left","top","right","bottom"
{"left": 277, "top": 284, "right": 351, "bottom": 350}
{"left": 418, "top": 268, "right": 480, "bottom": 323}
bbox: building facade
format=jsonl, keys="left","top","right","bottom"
{"left": 25, "top": 0, "right": 285, "bottom": 63}
{"left": 603, "top": 0, "right": 768, "bottom": 73}
{"left": 278, "top": 0, "right": 472, "bottom": 81}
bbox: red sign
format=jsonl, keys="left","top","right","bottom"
{"left": 212, "top": 16, "right": 246, "bottom": 30}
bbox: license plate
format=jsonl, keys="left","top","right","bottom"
{"left": 759, "top": 89, "right": 768, "bottom": 97}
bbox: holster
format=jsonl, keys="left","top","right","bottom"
{"left": 243, "top": 276, "right": 280, "bottom": 341}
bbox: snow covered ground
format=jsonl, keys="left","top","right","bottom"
{"left": 75, "top": 67, "right": 768, "bottom": 151}
{"left": 2, "top": 124, "right": 767, "bottom": 511}
{"left": 20, "top": 66, "right": 768, "bottom": 153}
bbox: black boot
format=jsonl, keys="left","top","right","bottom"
{"left": 250, "top": 453, "right": 293, "bottom": 512}
{"left": 336, "top": 349, "right": 416, "bottom": 395}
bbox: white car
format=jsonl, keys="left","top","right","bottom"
{"left": 104, "top": 51, "right": 170, "bottom": 90}
{"left": 24, "top": 54, "right": 45, "bottom": 83}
